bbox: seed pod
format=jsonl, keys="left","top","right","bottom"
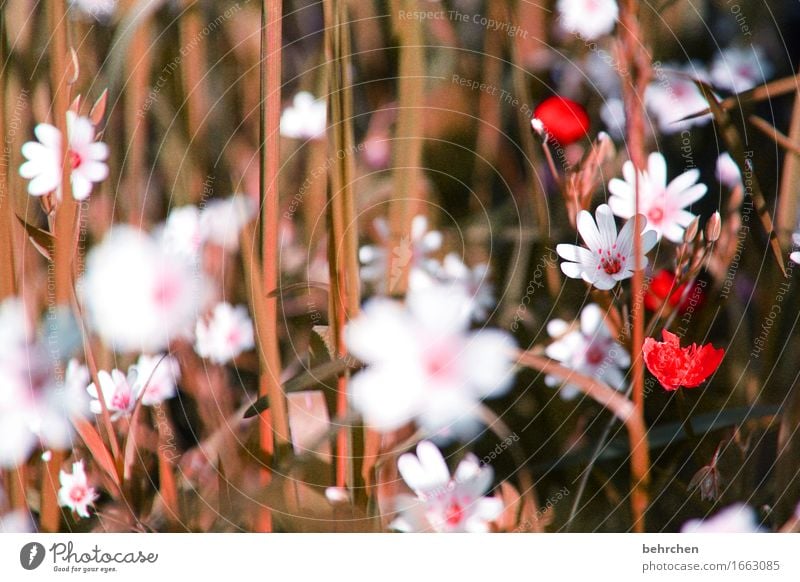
{"left": 706, "top": 211, "right": 722, "bottom": 242}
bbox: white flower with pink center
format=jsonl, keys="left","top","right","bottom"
{"left": 557, "top": 204, "right": 656, "bottom": 290}
{"left": 58, "top": 460, "right": 98, "bottom": 519}
{"left": 19, "top": 112, "right": 108, "bottom": 200}
{"left": 608, "top": 152, "right": 707, "bottom": 243}
{"left": 195, "top": 303, "right": 255, "bottom": 365}
{"left": 392, "top": 441, "right": 503, "bottom": 532}
{"left": 346, "top": 285, "right": 516, "bottom": 437}
{"left": 545, "top": 304, "right": 630, "bottom": 400}
{"left": 80, "top": 226, "right": 206, "bottom": 353}
{"left": 645, "top": 63, "right": 712, "bottom": 134}
{"left": 711, "top": 46, "right": 772, "bottom": 94}
{"left": 681, "top": 503, "right": 763, "bottom": 533}
{"left": 557, "top": 0, "right": 619, "bottom": 40}
{"left": 134, "top": 354, "right": 181, "bottom": 406}
{"left": 280, "top": 92, "right": 326, "bottom": 140}
{"left": 86, "top": 368, "right": 140, "bottom": 420}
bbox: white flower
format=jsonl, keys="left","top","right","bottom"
{"left": 711, "top": 46, "right": 772, "bottom": 94}
{"left": 160, "top": 205, "right": 203, "bottom": 260}
{"left": 545, "top": 304, "right": 630, "bottom": 400}
{"left": 790, "top": 230, "right": 800, "bottom": 266}
{"left": 557, "top": 0, "right": 618, "bottom": 40}
{"left": 557, "top": 204, "right": 657, "bottom": 290}
{"left": 417, "top": 254, "right": 495, "bottom": 321}
{"left": 195, "top": 303, "right": 255, "bottom": 365}
{"left": 86, "top": 368, "right": 139, "bottom": 420}
{"left": 199, "top": 194, "right": 256, "bottom": 252}
{"left": 0, "top": 298, "right": 38, "bottom": 468}
{"left": 280, "top": 92, "right": 326, "bottom": 140}
{"left": 600, "top": 97, "right": 626, "bottom": 140}
{"left": 681, "top": 503, "right": 763, "bottom": 533}
{"left": 645, "top": 63, "right": 712, "bottom": 134}
{"left": 715, "top": 152, "right": 741, "bottom": 189}
{"left": 80, "top": 226, "right": 206, "bottom": 353}
{"left": 0, "top": 510, "right": 34, "bottom": 533}
{"left": 70, "top": 0, "right": 116, "bottom": 22}
{"left": 134, "top": 354, "right": 180, "bottom": 406}
{"left": 33, "top": 359, "right": 92, "bottom": 449}
{"left": 392, "top": 441, "right": 502, "bottom": 532}
{"left": 58, "top": 460, "right": 98, "bottom": 519}
{"left": 346, "top": 285, "right": 516, "bottom": 437}
{"left": 608, "top": 152, "right": 707, "bottom": 243}
{"left": 359, "top": 215, "right": 443, "bottom": 293}
{"left": 19, "top": 112, "right": 108, "bottom": 200}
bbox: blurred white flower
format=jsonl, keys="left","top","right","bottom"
{"left": 545, "top": 304, "right": 630, "bottom": 400}
{"left": 0, "top": 298, "right": 39, "bottom": 468}
{"left": 0, "top": 510, "right": 34, "bottom": 533}
{"left": 417, "top": 254, "right": 495, "bottom": 321}
{"left": 19, "top": 112, "right": 108, "bottom": 200}
{"left": 557, "top": 0, "right": 618, "bottom": 40}
{"left": 58, "top": 460, "right": 98, "bottom": 519}
{"left": 346, "top": 285, "right": 516, "bottom": 437}
{"left": 280, "top": 92, "right": 326, "bottom": 140}
{"left": 790, "top": 229, "right": 800, "bottom": 266}
{"left": 134, "top": 354, "right": 181, "bottom": 406}
{"left": 32, "top": 359, "right": 92, "bottom": 449}
{"left": 645, "top": 64, "right": 712, "bottom": 134}
{"left": 160, "top": 205, "right": 203, "bottom": 260}
{"left": 681, "top": 503, "right": 763, "bottom": 533}
{"left": 600, "top": 98, "right": 626, "bottom": 140}
{"left": 392, "top": 441, "right": 502, "bottom": 532}
{"left": 557, "top": 204, "right": 656, "bottom": 290}
{"left": 195, "top": 303, "right": 255, "bottom": 365}
{"left": 359, "top": 215, "right": 443, "bottom": 293}
{"left": 609, "top": 152, "right": 707, "bottom": 243}
{"left": 199, "top": 194, "right": 257, "bottom": 252}
{"left": 711, "top": 46, "right": 772, "bottom": 94}
{"left": 70, "top": 0, "right": 116, "bottom": 22}
{"left": 715, "top": 152, "right": 741, "bottom": 189}
{"left": 87, "top": 368, "right": 139, "bottom": 420}
{"left": 80, "top": 226, "right": 206, "bottom": 353}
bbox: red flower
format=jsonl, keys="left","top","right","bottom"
{"left": 644, "top": 270, "right": 705, "bottom": 313}
{"left": 532, "top": 96, "right": 590, "bottom": 146}
{"left": 643, "top": 330, "right": 724, "bottom": 391}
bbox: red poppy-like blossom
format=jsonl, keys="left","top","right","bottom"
{"left": 643, "top": 330, "right": 724, "bottom": 391}
{"left": 532, "top": 96, "right": 590, "bottom": 145}
{"left": 644, "top": 270, "right": 705, "bottom": 313}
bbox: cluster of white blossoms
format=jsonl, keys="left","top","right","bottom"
{"left": 644, "top": 46, "right": 771, "bottom": 135}
{"left": 280, "top": 91, "right": 327, "bottom": 140}
{"left": 681, "top": 503, "right": 763, "bottom": 533}
{"left": 392, "top": 441, "right": 503, "bottom": 532}
{"left": 545, "top": 304, "right": 630, "bottom": 400}
{"left": 359, "top": 215, "right": 496, "bottom": 320}
{"left": 20, "top": 112, "right": 109, "bottom": 200}
{"left": 346, "top": 285, "right": 515, "bottom": 438}
{"left": 0, "top": 299, "right": 91, "bottom": 468}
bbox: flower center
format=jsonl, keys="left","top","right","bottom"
{"left": 69, "top": 485, "right": 87, "bottom": 503}
{"left": 598, "top": 251, "right": 624, "bottom": 275}
{"left": 152, "top": 272, "right": 181, "bottom": 310}
{"left": 647, "top": 206, "right": 664, "bottom": 224}
{"left": 68, "top": 149, "right": 82, "bottom": 170}
{"left": 111, "top": 390, "right": 130, "bottom": 411}
{"left": 586, "top": 344, "right": 606, "bottom": 366}
{"left": 445, "top": 501, "right": 465, "bottom": 527}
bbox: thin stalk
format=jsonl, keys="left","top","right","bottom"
{"left": 617, "top": 0, "right": 652, "bottom": 533}
{"left": 323, "top": 0, "right": 361, "bottom": 492}
{"left": 0, "top": 8, "right": 17, "bottom": 300}
{"left": 257, "top": 0, "right": 291, "bottom": 532}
